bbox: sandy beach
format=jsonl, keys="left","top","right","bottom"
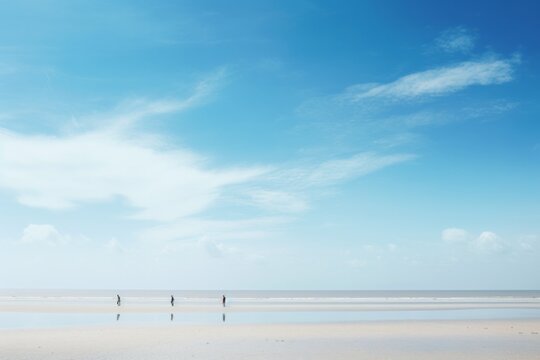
{"left": 1, "top": 292, "right": 539, "bottom": 359}
{"left": 1, "top": 319, "right": 539, "bottom": 359}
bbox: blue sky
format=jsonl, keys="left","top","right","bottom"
{"left": 0, "top": 0, "right": 539, "bottom": 289}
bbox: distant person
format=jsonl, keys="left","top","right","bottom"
{"left": 171, "top": 295, "right": 175, "bottom": 307}
{"left": 222, "top": 295, "right": 226, "bottom": 307}
{"left": 117, "top": 294, "right": 121, "bottom": 306}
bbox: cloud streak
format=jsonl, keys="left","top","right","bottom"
{"left": 140, "top": 217, "right": 287, "bottom": 244}
{"left": 296, "top": 48, "right": 519, "bottom": 148}
{"left": 241, "top": 152, "right": 415, "bottom": 214}
{"left": 350, "top": 57, "right": 517, "bottom": 101}
{"left": 270, "top": 153, "right": 416, "bottom": 189}
{"left": 70, "top": 68, "right": 228, "bottom": 133}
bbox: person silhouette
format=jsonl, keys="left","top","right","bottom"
{"left": 222, "top": 295, "right": 226, "bottom": 307}
{"left": 117, "top": 294, "right": 121, "bottom": 306}
{"left": 171, "top": 295, "right": 175, "bottom": 307}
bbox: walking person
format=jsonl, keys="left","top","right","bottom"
{"left": 171, "top": 295, "right": 175, "bottom": 307}
{"left": 117, "top": 294, "right": 121, "bottom": 306}
{"left": 222, "top": 294, "right": 226, "bottom": 307}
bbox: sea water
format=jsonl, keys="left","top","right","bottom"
{"left": 1, "top": 289, "right": 539, "bottom": 305}
{"left": 1, "top": 290, "right": 539, "bottom": 329}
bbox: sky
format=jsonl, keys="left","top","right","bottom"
{"left": 0, "top": 0, "right": 539, "bottom": 290}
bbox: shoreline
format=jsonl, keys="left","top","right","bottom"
{"left": 2, "top": 301, "right": 540, "bottom": 313}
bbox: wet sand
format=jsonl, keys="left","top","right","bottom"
{"left": 1, "top": 298, "right": 539, "bottom": 313}
{"left": 1, "top": 319, "right": 539, "bottom": 359}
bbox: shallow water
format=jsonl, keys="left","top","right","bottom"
{"left": 2, "top": 290, "right": 540, "bottom": 329}
{"left": 1, "top": 308, "right": 540, "bottom": 329}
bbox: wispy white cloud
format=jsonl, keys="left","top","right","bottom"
{"left": 247, "top": 190, "right": 308, "bottom": 213}
{"left": 303, "top": 153, "right": 413, "bottom": 186}
{"left": 1, "top": 120, "right": 409, "bottom": 226}
{"left": 0, "top": 128, "right": 265, "bottom": 221}
{"left": 346, "top": 243, "right": 399, "bottom": 269}
{"left": 236, "top": 152, "right": 415, "bottom": 214}
{"left": 296, "top": 42, "right": 519, "bottom": 149}
{"left": 130, "top": 152, "right": 414, "bottom": 242}
{"left": 350, "top": 57, "right": 517, "bottom": 100}
{"left": 140, "top": 217, "right": 288, "bottom": 243}
{"left": 271, "top": 152, "right": 416, "bottom": 188}
{"left": 435, "top": 26, "right": 476, "bottom": 54}
{"left": 79, "top": 68, "right": 227, "bottom": 131}
{"left": 441, "top": 228, "right": 470, "bottom": 243}
{"left": 200, "top": 237, "right": 230, "bottom": 258}
{"left": 0, "top": 63, "right": 422, "bottom": 252}
{"left": 198, "top": 237, "right": 262, "bottom": 261}
{"left": 0, "top": 67, "right": 258, "bottom": 224}
{"left": 442, "top": 228, "right": 508, "bottom": 255}
{"left": 373, "top": 133, "right": 420, "bottom": 148}
{"left": 20, "top": 224, "right": 70, "bottom": 246}
{"left": 518, "top": 235, "right": 538, "bottom": 251}
{"left": 473, "top": 231, "right": 506, "bottom": 254}
{"left": 104, "top": 237, "right": 125, "bottom": 254}
{"left": 1, "top": 101, "right": 411, "bottom": 250}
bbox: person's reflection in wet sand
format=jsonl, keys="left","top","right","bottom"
{"left": 170, "top": 313, "right": 174, "bottom": 321}
{"left": 116, "top": 313, "right": 120, "bottom": 321}
{"left": 222, "top": 313, "right": 226, "bottom": 323}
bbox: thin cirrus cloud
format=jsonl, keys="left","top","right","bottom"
{"left": 140, "top": 217, "right": 288, "bottom": 245}
{"left": 350, "top": 57, "right": 517, "bottom": 101}
{"left": 243, "top": 152, "right": 415, "bottom": 214}
{"left": 269, "top": 153, "right": 416, "bottom": 189}
{"left": 134, "top": 152, "right": 415, "bottom": 245}
{"left": 296, "top": 50, "right": 519, "bottom": 143}
{"left": 247, "top": 190, "right": 309, "bottom": 213}
{"left": 78, "top": 67, "right": 227, "bottom": 131}
{"left": 435, "top": 26, "right": 476, "bottom": 54}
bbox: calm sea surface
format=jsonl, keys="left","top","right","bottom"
{"left": 1, "top": 290, "right": 539, "bottom": 329}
